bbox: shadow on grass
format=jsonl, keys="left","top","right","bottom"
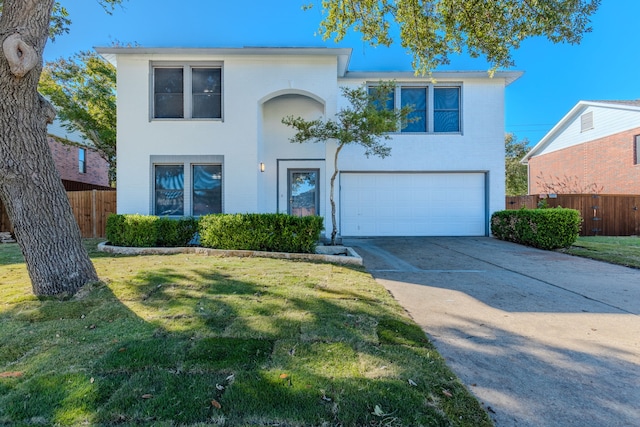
{"left": 0, "top": 257, "right": 490, "bottom": 426}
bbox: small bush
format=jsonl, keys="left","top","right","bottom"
{"left": 156, "top": 216, "right": 199, "bottom": 247}
{"left": 491, "top": 208, "right": 582, "bottom": 250}
{"left": 106, "top": 214, "right": 198, "bottom": 247}
{"left": 199, "top": 213, "right": 324, "bottom": 253}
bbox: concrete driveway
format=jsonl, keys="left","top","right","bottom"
{"left": 343, "top": 237, "right": 640, "bottom": 427}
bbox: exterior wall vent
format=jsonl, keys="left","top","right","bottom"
{"left": 581, "top": 111, "right": 594, "bottom": 132}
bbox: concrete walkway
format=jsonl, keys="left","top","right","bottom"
{"left": 344, "top": 237, "right": 640, "bottom": 427}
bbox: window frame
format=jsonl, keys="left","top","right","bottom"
{"left": 151, "top": 62, "right": 223, "bottom": 121}
{"left": 191, "top": 163, "right": 223, "bottom": 216}
{"left": 433, "top": 86, "right": 461, "bottom": 133}
{"left": 367, "top": 82, "right": 462, "bottom": 134}
{"left": 635, "top": 135, "right": 640, "bottom": 165}
{"left": 150, "top": 155, "right": 224, "bottom": 217}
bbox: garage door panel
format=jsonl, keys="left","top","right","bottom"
{"left": 340, "top": 172, "right": 486, "bottom": 236}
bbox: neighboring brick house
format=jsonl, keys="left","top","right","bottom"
{"left": 522, "top": 100, "right": 640, "bottom": 195}
{"left": 48, "top": 120, "right": 111, "bottom": 189}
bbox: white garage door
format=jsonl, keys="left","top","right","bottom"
{"left": 340, "top": 172, "right": 486, "bottom": 236}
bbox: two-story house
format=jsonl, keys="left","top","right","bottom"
{"left": 96, "top": 46, "right": 520, "bottom": 239}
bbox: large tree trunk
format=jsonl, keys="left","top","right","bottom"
{"left": 0, "top": 0, "right": 98, "bottom": 296}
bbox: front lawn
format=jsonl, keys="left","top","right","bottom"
{"left": 0, "top": 239, "right": 491, "bottom": 426}
{"left": 562, "top": 236, "right": 640, "bottom": 269}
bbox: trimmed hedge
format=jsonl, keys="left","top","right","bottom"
{"left": 106, "top": 214, "right": 198, "bottom": 247}
{"left": 199, "top": 213, "right": 324, "bottom": 254}
{"left": 491, "top": 208, "right": 582, "bottom": 250}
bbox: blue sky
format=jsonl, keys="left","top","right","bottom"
{"left": 44, "top": 0, "right": 640, "bottom": 146}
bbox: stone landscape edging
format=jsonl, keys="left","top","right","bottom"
{"left": 97, "top": 242, "right": 363, "bottom": 266}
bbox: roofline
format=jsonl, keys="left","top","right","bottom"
{"left": 343, "top": 70, "right": 523, "bottom": 86}
{"left": 94, "top": 47, "right": 525, "bottom": 83}
{"left": 521, "top": 100, "right": 640, "bottom": 163}
{"left": 95, "top": 46, "right": 353, "bottom": 76}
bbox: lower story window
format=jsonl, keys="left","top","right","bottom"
{"left": 154, "top": 159, "right": 222, "bottom": 216}
{"left": 155, "top": 165, "right": 185, "bottom": 216}
{"left": 192, "top": 164, "right": 222, "bottom": 216}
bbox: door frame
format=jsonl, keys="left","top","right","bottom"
{"left": 276, "top": 159, "right": 325, "bottom": 215}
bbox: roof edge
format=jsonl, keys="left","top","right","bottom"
{"left": 95, "top": 46, "right": 352, "bottom": 71}
{"left": 343, "top": 70, "right": 523, "bottom": 85}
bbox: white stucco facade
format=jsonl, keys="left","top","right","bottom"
{"left": 97, "top": 46, "right": 521, "bottom": 238}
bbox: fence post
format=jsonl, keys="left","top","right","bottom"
{"left": 92, "top": 190, "right": 97, "bottom": 238}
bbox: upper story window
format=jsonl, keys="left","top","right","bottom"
{"left": 369, "top": 84, "right": 461, "bottom": 133}
{"left": 153, "top": 64, "right": 222, "bottom": 120}
{"left": 433, "top": 87, "right": 460, "bottom": 133}
{"left": 635, "top": 135, "right": 640, "bottom": 165}
{"left": 78, "top": 148, "right": 86, "bottom": 173}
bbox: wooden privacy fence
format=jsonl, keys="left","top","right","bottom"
{"left": 506, "top": 194, "right": 640, "bottom": 236}
{"left": 0, "top": 190, "right": 116, "bottom": 238}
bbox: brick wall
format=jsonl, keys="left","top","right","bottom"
{"left": 48, "top": 137, "right": 110, "bottom": 187}
{"left": 529, "top": 127, "right": 640, "bottom": 195}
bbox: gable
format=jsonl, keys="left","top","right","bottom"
{"left": 524, "top": 101, "right": 640, "bottom": 162}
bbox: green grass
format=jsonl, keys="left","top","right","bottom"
{"left": 562, "top": 236, "right": 640, "bottom": 269}
{"left": 0, "top": 239, "right": 491, "bottom": 426}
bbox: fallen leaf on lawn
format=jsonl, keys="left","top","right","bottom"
{"left": 442, "top": 389, "right": 453, "bottom": 398}
{"left": 373, "top": 405, "right": 385, "bottom": 417}
{"left": 225, "top": 374, "right": 235, "bottom": 383}
{"left": 216, "top": 384, "right": 225, "bottom": 391}
{"left": 118, "top": 347, "right": 126, "bottom": 352}
{"left": 408, "top": 379, "right": 417, "bottom": 386}
{"left": 0, "top": 372, "right": 23, "bottom": 378}
{"left": 141, "top": 394, "right": 153, "bottom": 399}
{"left": 211, "top": 399, "right": 221, "bottom": 409}
{"left": 90, "top": 377, "right": 95, "bottom": 384}
{"left": 279, "top": 373, "right": 289, "bottom": 379}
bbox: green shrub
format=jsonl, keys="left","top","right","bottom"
{"left": 491, "top": 208, "right": 582, "bottom": 250}
{"left": 199, "top": 213, "right": 324, "bottom": 253}
{"left": 156, "top": 216, "right": 199, "bottom": 247}
{"left": 106, "top": 214, "right": 198, "bottom": 247}
{"left": 106, "top": 214, "right": 157, "bottom": 247}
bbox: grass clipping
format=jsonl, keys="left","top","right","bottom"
{"left": 0, "top": 240, "right": 491, "bottom": 426}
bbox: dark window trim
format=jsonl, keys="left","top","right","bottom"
{"left": 150, "top": 155, "right": 224, "bottom": 216}
{"left": 150, "top": 62, "right": 224, "bottom": 122}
